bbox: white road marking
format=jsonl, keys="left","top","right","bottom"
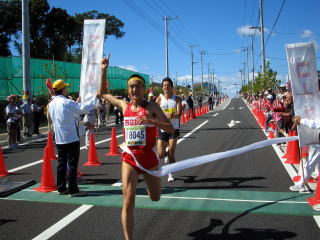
{"left": 136, "top": 194, "right": 308, "bottom": 204}
{"left": 221, "top": 99, "right": 232, "bottom": 110}
{"left": 18, "top": 189, "right": 309, "bottom": 205}
{"left": 32, "top": 205, "right": 93, "bottom": 240}
{"left": 213, "top": 113, "right": 219, "bottom": 117}
{"left": 177, "top": 120, "right": 209, "bottom": 144}
{"left": 112, "top": 179, "right": 122, "bottom": 187}
{"left": 227, "top": 120, "right": 241, "bottom": 128}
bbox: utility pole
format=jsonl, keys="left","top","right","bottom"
{"left": 251, "top": 35, "right": 255, "bottom": 93}
{"left": 259, "top": 0, "right": 266, "bottom": 73}
{"left": 163, "top": 16, "right": 177, "bottom": 78}
{"left": 246, "top": 47, "right": 249, "bottom": 86}
{"left": 207, "top": 63, "right": 211, "bottom": 94}
{"left": 243, "top": 62, "right": 246, "bottom": 86}
{"left": 212, "top": 68, "right": 215, "bottom": 95}
{"left": 200, "top": 50, "right": 206, "bottom": 92}
{"left": 249, "top": 0, "right": 265, "bottom": 74}
{"left": 22, "top": 0, "right": 31, "bottom": 98}
{"left": 242, "top": 47, "right": 249, "bottom": 86}
{"left": 190, "top": 44, "right": 198, "bottom": 96}
{"left": 175, "top": 72, "right": 178, "bottom": 87}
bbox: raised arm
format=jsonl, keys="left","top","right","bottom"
{"left": 98, "top": 55, "right": 127, "bottom": 112}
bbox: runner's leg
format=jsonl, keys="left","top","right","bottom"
{"left": 157, "top": 139, "right": 168, "bottom": 159}
{"left": 143, "top": 168, "right": 161, "bottom": 201}
{"left": 122, "top": 162, "right": 139, "bottom": 240}
{"left": 168, "top": 138, "right": 178, "bottom": 164}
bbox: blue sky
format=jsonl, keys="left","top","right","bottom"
{"left": 47, "top": 0, "right": 320, "bottom": 96}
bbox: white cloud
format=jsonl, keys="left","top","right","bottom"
{"left": 119, "top": 65, "right": 138, "bottom": 72}
{"left": 237, "top": 25, "right": 258, "bottom": 36}
{"left": 237, "top": 25, "right": 268, "bottom": 36}
{"left": 301, "top": 29, "right": 314, "bottom": 38}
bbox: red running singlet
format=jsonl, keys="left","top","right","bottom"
{"left": 122, "top": 101, "right": 158, "bottom": 174}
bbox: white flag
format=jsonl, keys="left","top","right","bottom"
{"left": 286, "top": 42, "right": 320, "bottom": 146}
{"left": 80, "top": 19, "right": 106, "bottom": 103}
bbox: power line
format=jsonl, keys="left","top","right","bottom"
{"left": 122, "top": 0, "right": 189, "bottom": 56}
{"left": 265, "top": 0, "right": 286, "bottom": 46}
{"left": 122, "top": 0, "right": 163, "bottom": 34}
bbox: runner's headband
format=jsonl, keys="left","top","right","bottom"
{"left": 128, "top": 77, "right": 145, "bottom": 85}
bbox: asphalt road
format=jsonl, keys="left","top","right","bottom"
{"left": 1, "top": 98, "right": 319, "bottom": 240}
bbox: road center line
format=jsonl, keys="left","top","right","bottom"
{"left": 32, "top": 205, "right": 93, "bottom": 240}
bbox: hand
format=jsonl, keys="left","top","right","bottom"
{"left": 46, "top": 78, "right": 52, "bottom": 88}
{"left": 136, "top": 116, "right": 153, "bottom": 125}
{"left": 102, "top": 54, "right": 110, "bottom": 70}
{"left": 76, "top": 97, "right": 81, "bottom": 103}
{"left": 165, "top": 112, "right": 172, "bottom": 119}
{"left": 293, "top": 116, "right": 301, "bottom": 124}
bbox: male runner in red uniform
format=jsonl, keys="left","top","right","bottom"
{"left": 98, "top": 56, "right": 174, "bottom": 240}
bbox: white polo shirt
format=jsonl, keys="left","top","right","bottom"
{"left": 49, "top": 95, "right": 96, "bottom": 144}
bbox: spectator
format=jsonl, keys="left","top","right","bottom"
{"left": 186, "top": 93, "right": 194, "bottom": 118}
{"left": 289, "top": 116, "right": 320, "bottom": 194}
{"left": 31, "top": 98, "right": 42, "bottom": 135}
{"left": 97, "top": 98, "right": 106, "bottom": 128}
{"left": 21, "top": 97, "right": 33, "bottom": 137}
{"left": 114, "top": 96, "right": 123, "bottom": 125}
{"left": 13, "top": 95, "right": 22, "bottom": 143}
{"left": 49, "top": 79, "right": 97, "bottom": 197}
{"left": 83, "top": 107, "right": 97, "bottom": 148}
{"left": 208, "top": 94, "right": 214, "bottom": 111}
{"left": 147, "top": 92, "right": 155, "bottom": 102}
{"left": 5, "top": 95, "right": 18, "bottom": 149}
{"left": 197, "top": 93, "right": 203, "bottom": 110}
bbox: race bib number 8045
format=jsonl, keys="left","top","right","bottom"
{"left": 125, "top": 125, "right": 146, "bottom": 146}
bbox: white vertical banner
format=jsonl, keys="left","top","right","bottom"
{"left": 80, "top": 19, "right": 106, "bottom": 103}
{"left": 286, "top": 42, "right": 320, "bottom": 146}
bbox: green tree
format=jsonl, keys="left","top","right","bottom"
{"left": 240, "top": 60, "right": 280, "bottom": 95}
{"left": 71, "top": 10, "right": 125, "bottom": 60}
{"left": 0, "top": 1, "right": 21, "bottom": 56}
{"left": 10, "top": 0, "right": 125, "bottom": 61}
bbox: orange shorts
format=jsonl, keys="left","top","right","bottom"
{"left": 122, "top": 148, "right": 159, "bottom": 174}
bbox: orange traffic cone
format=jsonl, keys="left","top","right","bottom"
{"left": 34, "top": 146, "right": 57, "bottom": 192}
{"left": 307, "top": 177, "right": 320, "bottom": 206}
{"left": 284, "top": 131, "right": 300, "bottom": 164}
{"left": 0, "top": 145, "right": 11, "bottom": 177}
{"left": 282, "top": 131, "right": 293, "bottom": 159}
{"left": 83, "top": 133, "right": 101, "bottom": 166}
{"left": 267, "top": 122, "right": 275, "bottom": 139}
{"left": 189, "top": 109, "right": 194, "bottom": 120}
{"left": 47, "top": 132, "right": 57, "bottom": 160}
{"left": 181, "top": 110, "right": 185, "bottom": 124}
{"left": 106, "top": 127, "right": 120, "bottom": 156}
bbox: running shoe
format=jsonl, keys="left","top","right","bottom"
{"left": 289, "top": 184, "right": 310, "bottom": 193}
{"left": 168, "top": 173, "right": 175, "bottom": 182}
{"left": 57, "top": 190, "right": 69, "bottom": 195}
{"left": 69, "top": 190, "right": 87, "bottom": 197}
